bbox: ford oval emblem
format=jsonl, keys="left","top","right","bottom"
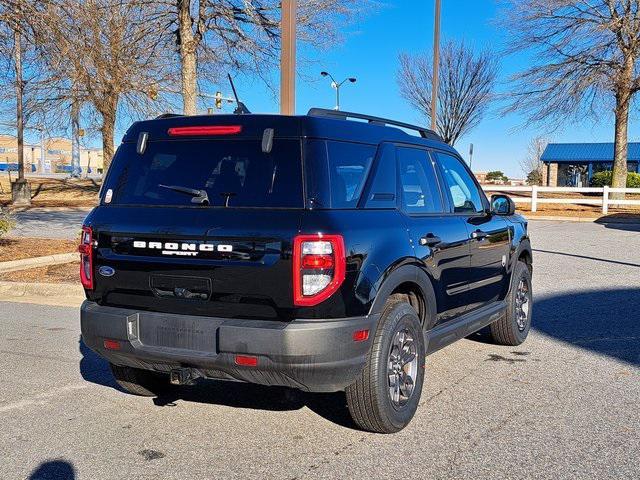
{"left": 98, "top": 266, "right": 115, "bottom": 277}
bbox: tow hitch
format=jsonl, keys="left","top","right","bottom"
{"left": 169, "top": 368, "right": 199, "bottom": 386}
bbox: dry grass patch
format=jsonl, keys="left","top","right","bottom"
{"left": 0, "top": 177, "right": 100, "bottom": 208}
{"left": 0, "top": 261, "right": 79, "bottom": 283}
{"left": 0, "top": 237, "right": 77, "bottom": 262}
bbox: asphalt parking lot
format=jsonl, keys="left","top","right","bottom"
{"left": 1, "top": 219, "right": 639, "bottom": 480}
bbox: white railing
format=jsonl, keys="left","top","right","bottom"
{"left": 481, "top": 185, "right": 640, "bottom": 214}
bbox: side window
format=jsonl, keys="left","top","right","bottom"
{"left": 364, "top": 144, "right": 397, "bottom": 209}
{"left": 435, "top": 152, "right": 484, "bottom": 214}
{"left": 397, "top": 147, "right": 443, "bottom": 214}
{"left": 326, "top": 141, "right": 376, "bottom": 208}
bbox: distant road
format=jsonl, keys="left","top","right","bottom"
{"left": 10, "top": 207, "right": 91, "bottom": 239}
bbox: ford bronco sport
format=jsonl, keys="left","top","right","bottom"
{"left": 80, "top": 109, "right": 532, "bottom": 433}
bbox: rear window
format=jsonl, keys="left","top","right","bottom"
{"left": 102, "top": 139, "right": 303, "bottom": 208}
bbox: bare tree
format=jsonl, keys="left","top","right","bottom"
{"left": 152, "top": 0, "right": 368, "bottom": 115}
{"left": 503, "top": 0, "right": 640, "bottom": 198}
{"left": 37, "top": 0, "right": 178, "bottom": 170}
{"left": 521, "top": 136, "right": 549, "bottom": 185}
{"left": 398, "top": 40, "right": 498, "bottom": 146}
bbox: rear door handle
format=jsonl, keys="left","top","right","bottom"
{"left": 471, "top": 230, "right": 488, "bottom": 240}
{"left": 420, "top": 234, "right": 442, "bottom": 247}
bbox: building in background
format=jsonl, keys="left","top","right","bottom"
{"left": 540, "top": 142, "right": 640, "bottom": 187}
{"left": 0, "top": 135, "right": 103, "bottom": 174}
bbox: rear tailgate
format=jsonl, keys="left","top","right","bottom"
{"left": 86, "top": 206, "right": 302, "bottom": 320}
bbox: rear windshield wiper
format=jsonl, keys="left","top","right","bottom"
{"left": 158, "top": 184, "right": 210, "bottom": 205}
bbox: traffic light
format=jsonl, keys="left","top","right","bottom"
{"left": 215, "top": 91, "right": 223, "bottom": 110}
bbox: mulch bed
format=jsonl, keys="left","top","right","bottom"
{"left": 0, "top": 261, "right": 79, "bottom": 283}
{"left": 0, "top": 237, "right": 77, "bottom": 262}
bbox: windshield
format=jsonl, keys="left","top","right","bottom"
{"left": 103, "top": 138, "right": 303, "bottom": 208}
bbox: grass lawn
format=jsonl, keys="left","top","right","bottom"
{"left": 0, "top": 261, "right": 79, "bottom": 283}
{"left": 0, "top": 237, "right": 77, "bottom": 262}
{"left": 0, "top": 176, "right": 100, "bottom": 208}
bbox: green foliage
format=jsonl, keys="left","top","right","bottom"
{"left": 0, "top": 209, "right": 15, "bottom": 238}
{"left": 487, "top": 170, "right": 509, "bottom": 183}
{"left": 590, "top": 171, "right": 640, "bottom": 188}
{"left": 526, "top": 169, "right": 542, "bottom": 186}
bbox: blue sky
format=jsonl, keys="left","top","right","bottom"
{"left": 230, "top": 0, "right": 640, "bottom": 178}
{"left": 24, "top": 0, "right": 636, "bottom": 177}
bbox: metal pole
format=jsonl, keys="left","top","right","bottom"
{"left": 431, "top": 0, "right": 441, "bottom": 132}
{"left": 335, "top": 85, "right": 340, "bottom": 111}
{"left": 280, "top": 0, "right": 297, "bottom": 115}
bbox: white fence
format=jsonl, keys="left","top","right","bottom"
{"left": 481, "top": 185, "right": 640, "bottom": 214}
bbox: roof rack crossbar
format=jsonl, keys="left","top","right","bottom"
{"left": 307, "top": 108, "right": 441, "bottom": 140}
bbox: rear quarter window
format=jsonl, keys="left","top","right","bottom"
{"left": 304, "top": 140, "right": 376, "bottom": 209}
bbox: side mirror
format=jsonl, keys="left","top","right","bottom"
{"left": 491, "top": 194, "right": 516, "bottom": 216}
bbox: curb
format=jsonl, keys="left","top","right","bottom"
{"left": 0, "top": 281, "right": 84, "bottom": 307}
{"left": 526, "top": 215, "right": 640, "bottom": 223}
{"left": 0, "top": 252, "right": 78, "bottom": 273}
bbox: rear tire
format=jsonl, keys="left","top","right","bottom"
{"left": 346, "top": 294, "right": 426, "bottom": 433}
{"left": 110, "top": 364, "right": 170, "bottom": 397}
{"left": 490, "top": 260, "right": 533, "bottom": 346}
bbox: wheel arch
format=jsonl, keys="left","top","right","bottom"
{"left": 368, "top": 264, "right": 437, "bottom": 330}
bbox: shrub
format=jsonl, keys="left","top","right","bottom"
{"left": 526, "top": 169, "right": 543, "bottom": 186}
{"left": 590, "top": 170, "right": 640, "bottom": 188}
{"left": 0, "top": 209, "right": 15, "bottom": 238}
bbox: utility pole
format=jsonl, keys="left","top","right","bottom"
{"left": 280, "top": 0, "right": 297, "bottom": 115}
{"left": 430, "top": 0, "right": 441, "bottom": 132}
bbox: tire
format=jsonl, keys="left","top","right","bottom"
{"left": 346, "top": 294, "right": 426, "bottom": 433}
{"left": 490, "top": 260, "right": 533, "bottom": 346}
{"left": 110, "top": 363, "right": 169, "bottom": 397}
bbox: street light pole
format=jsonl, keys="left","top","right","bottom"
{"left": 280, "top": 0, "right": 297, "bottom": 115}
{"left": 320, "top": 72, "right": 357, "bottom": 111}
{"left": 431, "top": 0, "right": 441, "bottom": 132}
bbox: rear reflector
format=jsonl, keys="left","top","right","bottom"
{"left": 353, "top": 330, "right": 370, "bottom": 342}
{"left": 234, "top": 355, "right": 258, "bottom": 367}
{"left": 167, "top": 125, "right": 242, "bottom": 136}
{"left": 103, "top": 339, "right": 121, "bottom": 350}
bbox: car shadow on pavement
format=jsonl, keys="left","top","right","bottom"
{"left": 28, "top": 460, "right": 76, "bottom": 480}
{"left": 470, "top": 288, "right": 640, "bottom": 367}
{"left": 78, "top": 337, "right": 121, "bottom": 391}
{"left": 78, "top": 336, "right": 357, "bottom": 429}
{"left": 153, "top": 381, "right": 357, "bottom": 429}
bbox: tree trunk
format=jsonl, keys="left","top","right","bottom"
{"left": 178, "top": 0, "right": 197, "bottom": 115}
{"left": 611, "top": 88, "right": 631, "bottom": 201}
{"left": 100, "top": 97, "right": 118, "bottom": 173}
{"left": 71, "top": 98, "right": 81, "bottom": 177}
{"left": 12, "top": 28, "right": 30, "bottom": 206}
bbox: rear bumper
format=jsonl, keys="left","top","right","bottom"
{"left": 80, "top": 301, "right": 379, "bottom": 392}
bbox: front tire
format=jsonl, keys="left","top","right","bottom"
{"left": 346, "top": 294, "right": 426, "bottom": 433}
{"left": 110, "top": 364, "right": 170, "bottom": 397}
{"left": 490, "top": 260, "right": 533, "bottom": 346}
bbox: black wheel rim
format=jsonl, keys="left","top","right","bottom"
{"left": 387, "top": 328, "right": 418, "bottom": 408}
{"left": 515, "top": 278, "right": 530, "bottom": 332}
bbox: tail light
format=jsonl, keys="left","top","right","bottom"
{"left": 293, "top": 234, "right": 345, "bottom": 306}
{"left": 78, "top": 226, "right": 94, "bottom": 290}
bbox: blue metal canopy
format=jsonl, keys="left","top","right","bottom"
{"left": 541, "top": 143, "right": 640, "bottom": 163}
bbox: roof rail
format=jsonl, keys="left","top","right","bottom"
{"left": 155, "top": 113, "right": 183, "bottom": 119}
{"left": 307, "top": 108, "right": 441, "bottom": 140}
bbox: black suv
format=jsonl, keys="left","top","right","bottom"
{"left": 80, "top": 109, "right": 532, "bottom": 433}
